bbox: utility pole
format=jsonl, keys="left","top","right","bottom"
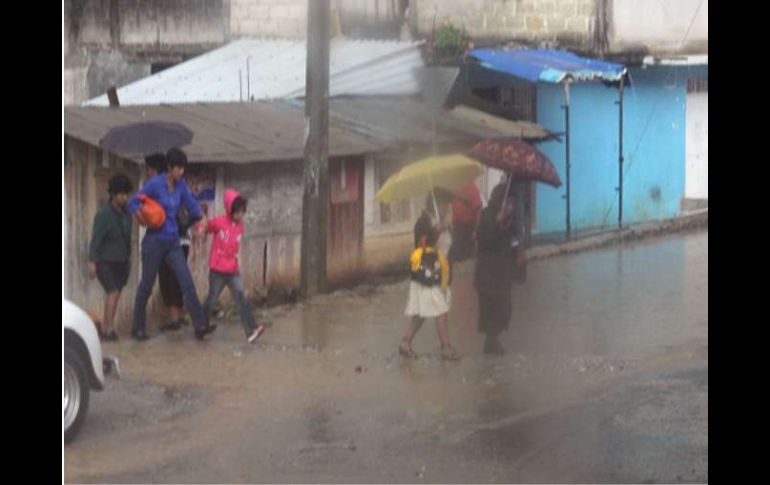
{"left": 300, "top": 0, "right": 330, "bottom": 298}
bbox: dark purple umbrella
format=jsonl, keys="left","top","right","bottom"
{"left": 99, "top": 121, "right": 193, "bottom": 156}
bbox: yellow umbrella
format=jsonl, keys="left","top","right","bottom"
{"left": 375, "top": 154, "right": 484, "bottom": 205}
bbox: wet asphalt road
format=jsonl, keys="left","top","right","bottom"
{"left": 64, "top": 230, "right": 707, "bottom": 483}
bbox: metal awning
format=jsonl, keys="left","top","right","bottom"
{"left": 467, "top": 48, "right": 627, "bottom": 84}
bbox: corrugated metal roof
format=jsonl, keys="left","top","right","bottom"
{"left": 283, "top": 97, "right": 554, "bottom": 148}
{"left": 643, "top": 55, "right": 708, "bottom": 66}
{"left": 468, "top": 49, "right": 627, "bottom": 83}
{"left": 85, "top": 38, "right": 425, "bottom": 106}
{"left": 64, "top": 103, "right": 379, "bottom": 163}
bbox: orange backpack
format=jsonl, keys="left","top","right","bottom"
{"left": 137, "top": 194, "right": 166, "bottom": 229}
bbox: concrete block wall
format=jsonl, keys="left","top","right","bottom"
{"left": 119, "top": 1, "right": 226, "bottom": 46}
{"left": 63, "top": 66, "right": 91, "bottom": 107}
{"left": 230, "top": 0, "right": 307, "bottom": 38}
{"left": 414, "top": 0, "right": 596, "bottom": 48}
{"left": 229, "top": 0, "right": 406, "bottom": 39}
{"left": 63, "top": 0, "right": 230, "bottom": 105}
{"left": 609, "top": 0, "right": 708, "bottom": 55}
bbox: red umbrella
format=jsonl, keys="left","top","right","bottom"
{"left": 467, "top": 138, "right": 562, "bottom": 187}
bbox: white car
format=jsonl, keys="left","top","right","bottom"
{"left": 63, "top": 298, "right": 120, "bottom": 443}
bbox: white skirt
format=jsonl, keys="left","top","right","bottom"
{"left": 404, "top": 281, "right": 451, "bottom": 318}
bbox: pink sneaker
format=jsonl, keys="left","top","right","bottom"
{"left": 248, "top": 324, "right": 266, "bottom": 344}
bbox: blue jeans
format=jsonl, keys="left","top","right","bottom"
{"left": 133, "top": 237, "right": 207, "bottom": 334}
{"left": 204, "top": 271, "right": 258, "bottom": 336}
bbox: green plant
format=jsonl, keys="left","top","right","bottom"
{"left": 435, "top": 23, "right": 465, "bottom": 58}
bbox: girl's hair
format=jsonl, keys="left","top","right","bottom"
{"left": 166, "top": 147, "right": 188, "bottom": 168}
{"left": 424, "top": 227, "right": 439, "bottom": 247}
{"left": 108, "top": 173, "right": 134, "bottom": 196}
{"left": 231, "top": 196, "right": 247, "bottom": 215}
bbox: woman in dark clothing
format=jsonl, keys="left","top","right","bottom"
{"left": 474, "top": 182, "right": 521, "bottom": 355}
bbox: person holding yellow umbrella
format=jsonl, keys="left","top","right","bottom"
{"left": 376, "top": 154, "right": 482, "bottom": 360}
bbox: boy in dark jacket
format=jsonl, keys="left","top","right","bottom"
{"left": 88, "top": 174, "right": 134, "bottom": 341}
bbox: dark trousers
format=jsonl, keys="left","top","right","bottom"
{"left": 133, "top": 237, "right": 207, "bottom": 333}
{"left": 158, "top": 245, "right": 190, "bottom": 308}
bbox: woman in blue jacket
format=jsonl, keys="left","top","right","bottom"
{"left": 128, "top": 148, "right": 216, "bottom": 341}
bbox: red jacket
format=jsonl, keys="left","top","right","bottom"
{"left": 452, "top": 182, "right": 482, "bottom": 225}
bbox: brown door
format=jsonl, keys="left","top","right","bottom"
{"left": 327, "top": 157, "right": 364, "bottom": 286}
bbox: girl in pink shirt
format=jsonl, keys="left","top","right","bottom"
{"left": 199, "top": 189, "right": 266, "bottom": 344}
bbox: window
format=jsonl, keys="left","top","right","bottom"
{"left": 471, "top": 84, "right": 539, "bottom": 233}
{"left": 687, "top": 78, "right": 708, "bottom": 93}
{"left": 499, "top": 85, "right": 537, "bottom": 232}
{"left": 376, "top": 159, "right": 411, "bottom": 224}
{"left": 499, "top": 85, "right": 537, "bottom": 122}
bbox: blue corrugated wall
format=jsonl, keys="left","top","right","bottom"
{"left": 534, "top": 65, "right": 708, "bottom": 235}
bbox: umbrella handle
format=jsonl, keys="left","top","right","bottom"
{"left": 501, "top": 172, "right": 513, "bottom": 211}
{"left": 428, "top": 172, "right": 440, "bottom": 221}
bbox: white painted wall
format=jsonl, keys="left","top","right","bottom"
{"left": 610, "top": 0, "right": 708, "bottom": 53}
{"left": 685, "top": 91, "right": 708, "bottom": 199}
